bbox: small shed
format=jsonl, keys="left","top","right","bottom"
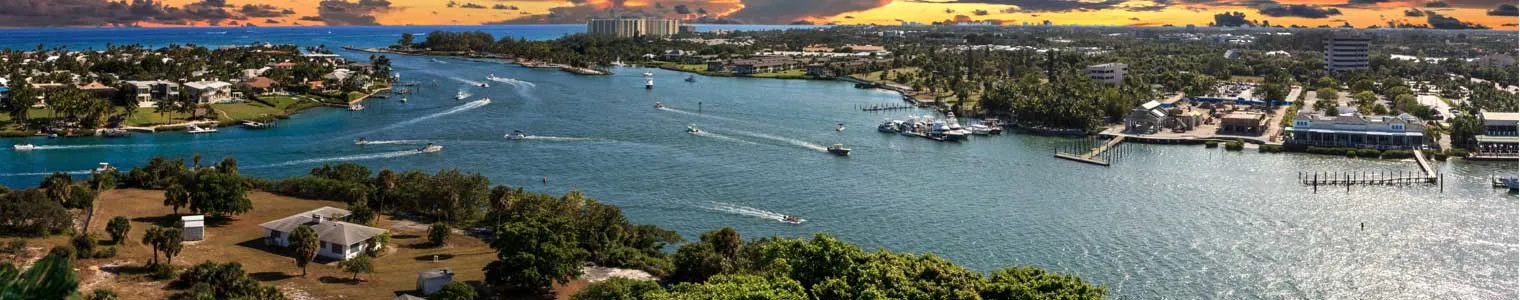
{"left": 181, "top": 215, "right": 205, "bottom": 241}
{"left": 417, "top": 268, "right": 454, "bottom": 295}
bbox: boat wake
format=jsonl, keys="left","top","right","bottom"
{"left": 698, "top": 131, "right": 764, "bottom": 146}
{"left": 703, "top": 202, "right": 797, "bottom": 223}
{"left": 456, "top": 90, "right": 473, "bottom": 99}
{"left": 349, "top": 99, "right": 491, "bottom": 138}
{"left": 26, "top": 144, "right": 144, "bottom": 150}
{"left": 450, "top": 76, "right": 486, "bottom": 87}
{"left": 520, "top": 136, "right": 593, "bottom": 142}
{"left": 726, "top": 129, "right": 827, "bottom": 152}
{"left": 657, "top": 106, "right": 740, "bottom": 122}
{"left": 0, "top": 170, "right": 92, "bottom": 177}
{"left": 249, "top": 150, "right": 427, "bottom": 169}
{"left": 360, "top": 139, "right": 429, "bottom": 145}
{"left": 487, "top": 77, "right": 537, "bottom": 88}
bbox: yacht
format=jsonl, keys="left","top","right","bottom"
{"left": 645, "top": 77, "right": 654, "bottom": 89}
{"left": 186, "top": 125, "right": 217, "bottom": 134}
{"left": 102, "top": 128, "right": 130, "bottom": 137}
{"left": 418, "top": 143, "right": 443, "bottom": 153}
{"left": 505, "top": 130, "right": 527, "bottom": 140}
{"left": 240, "top": 120, "right": 270, "bottom": 129}
{"left": 94, "top": 162, "right": 115, "bottom": 173}
{"left": 13, "top": 143, "right": 35, "bottom": 151}
{"left": 835, "top": 123, "right": 846, "bottom": 132}
{"left": 687, "top": 124, "right": 702, "bottom": 135}
{"left": 782, "top": 215, "right": 804, "bottom": 224}
{"left": 878, "top": 120, "right": 903, "bottom": 133}
{"left": 827, "top": 144, "right": 851, "bottom": 156}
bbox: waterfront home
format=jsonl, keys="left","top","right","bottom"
{"left": 259, "top": 206, "right": 387, "bottom": 261}
{"left": 1474, "top": 111, "right": 1519, "bottom": 158}
{"left": 706, "top": 61, "right": 727, "bottom": 72}
{"left": 323, "top": 69, "right": 353, "bottom": 82}
{"left": 1284, "top": 112, "right": 1427, "bottom": 150}
{"left": 124, "top": 80, "right": 180, "bottom": 108}
{"left": 184, "top": 81, "right": 235, "bottom": 104}
{"left": 76, "top": 81, "right": 118, "bottom": 99}
{"left": 240, "top": 77, "right": 281, "bottom": 95}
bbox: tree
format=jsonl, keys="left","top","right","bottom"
{"left": 187, "top": 170, "right": 252, "bottom": 217}
{"left": 164, "top": 182, "right": 190, "bottom": 215}
{"left": 347, "top": 205, "right": 376, "bottom": 226}
{"left": 1314, "top": 76, "right": 1338, "bottom": 89}
{"left": 41, "top": 172, "right": 73, "bottom": 205}
{"left": 106, "top": 216, "right": 131, "bottom": 244}
{"left": 397, "top": 33, "right": 416, "bottom": 49}
{"left": 290, "top": 226, "right": 319, "bottom": 277}
{"left": 666, "top": 274, "right": 806, "bottom": 300}
{"left": 338, "top": 255, "right": 374, "bottom": 281}
{"left": 574, "top": 277, "right": 665, "bottom": 300}
{"left": 980, "top": 267, "right": 1107, "bottom": 299}
{"left": 158, "top": 227, "right": 183, "bottom": 265}
{"left": 428, "top": 223, "right": 449, "bottom": 247}
{"left": 0, "top": 249, "right": 79, "bottom": 300}
{"left": 431, "top": 282, "right": 477, "bottom": 300}
{"left": 87, "top": 288, "right": 118, "bottom": 300}
{"left": 142, "top": 227, "right": 162, "bottom": 265}
{"left": 70, "top": 234, "right": 96, "bottom": 259}
{"left": 483, "top": 215, "right": 586, "bottom": 294}
{"left": 1314, "top": 87, "right": 1340, "bottom": 114}
{"left": 217, "top": 157, "right": 238, "bottom": 177}
{"left": 175, "top": 261, "right": 286, "bottom": 300}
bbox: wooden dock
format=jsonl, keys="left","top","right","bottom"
{"left": 1054, "top": 136, "right": 1125, "bottom": 166}
{"left": 1299, "top": 150, "right": 1441, "bottom": 191}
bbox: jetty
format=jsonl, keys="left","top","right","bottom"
{"left": 1054, "top": 136, "right": 1126, "bottom": 166}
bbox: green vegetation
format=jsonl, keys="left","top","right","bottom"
{"left": 432, "top": 282, "right": 479, "bottom": 300}
{"left": 750, "top": 69, "right": 809, "bottom": 79}
{"left": 291, "top": 226, "right": 319, "bottom": 277}
{"left": 428, "top": 223, "right": 450, "bottom": 247}
{"left": 1224, "top": 140, "right": 1245, "bottom": 151}
{"left": 176, "top": 261, "right": 286, "bottom": 299}
{"left": 338, "top": 255, "right": 375, "bottom": 281}
{"left": 0, "top": 247, "right": 79, "bottom": 300}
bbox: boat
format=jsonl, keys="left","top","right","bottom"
{"left": 505, "top": 130, "right": 527, "bottom": 140}
{"left": 478, "top": 82, "right": 490, "bottom": 88}
{"left": 418, "top": 143, "right": 443, "bottom": 153}
{"left": 102, "top": 128, "right": 130, "bottom": 137}
{"left": 456, "top": 91, "right": 468, "bottom": 100}
{"left": 687, "top": 124, "right": 702, "bottom": 135}
{"left": 348, "top": 103, "right": 364, "bottom": 111}
{"left": 878, "top": 120, "right": 903, "bottom": 133}
{"left": 968, "top": 124, "right": 993, "bottom": 135}
{"left": 835, "top": 123, "right": 846, "bottom": 132}
{"left": 642, "top": 72, "right": 654, "bottom": 77}
{"left": 827, "top": 144, "right": 851, "bottom": 156}
{"left": 782, "top": 215, "right": 804, "bottom": 224}
{"left": 94, "top": 162, "right": 115, "bottom": 173}
{"left": 486, "top": 74, "right": 500, "bottom": 81}
{"left": 685, "top": 75, "right": 696, "bottom": 82}
{"left": 645, "top": 77, "right": 654, "bottom": 89}
{"left": 400, "top": 97, "right": 408, "bottom": 103}
{"left": 240, "top": 120, "right": 270, "bottom": 129}
{"left": 654, "top": 102, "right": 665, "bottom": 109}
{"left": 979, "top": 118, "right": 1004, "bottom": 134}
{"left": 431, "top": 58, "right": 446, "bottom": 63}
{"left": 186, "top": 125, "right": 217, "bottom": 134}
{"left": 1500, "top": 176, "right": 1519, "bottom": 191}
{"left": 355, "top": 137, "right": 369, "bottom": 145}
{"left": 13, "top": 143, "right": 35, "bottom": 151}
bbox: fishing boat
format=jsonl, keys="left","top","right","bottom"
{"left": 827, "top": 144, "right": 851, "bottom": 156}
{"left": 878, "top": 120, "right": 903, "bottom": 133}
{"left": 185, "top": 125, "right": 217, "bottom": 134}
{"left": 94, "top": 162, "right": 115, "bottom": 173}
{"left": 355, "top": 137, "right": 369, "bottom": 145}
{"left": 835, "top": 123, "right": 846, "bottom": 132}
{"left": 13, "top": 143, "right": 35, "bottom": 151}
{"left": 687, "top": 124, "right": 702, "bottom": 135}
{"left": 979, "top": 118, "right": 1004, "bottom": 134}
{"left": 418, "top": 143, "right": 443, "bottom": 153}
{"left": 505, "top": 130, "right": 527, "bottom": 140}
{"left": 685, "top": 75, "right": 696, "bottom": 82}
{"left": 782, "top": 215, "right": 804, "bottom": 224}
{"left": 644, "top": 72, "right": 655, "bottom": 89}
{"left": 654, "top": 102, "right": 665, "bottom": 109}
{"left": 456, "top": 91, "right": 468, "bottom": 100}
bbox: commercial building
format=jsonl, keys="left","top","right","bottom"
{"left": 587, "top": 18, "right": 682, "bottom": 38}
{"left": 1474, "top": 111, "right": 1519, "bottom": 158}
{"left": 1284, "top": 112, "right": 1427, "bottom": 150}
{"left": 1324, "top": 32, "right": 1370, "bottom": 71}
{"left": 1085, "top": 63, "right": 1126, "bottom": 85}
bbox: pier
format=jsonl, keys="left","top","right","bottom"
{"left": 859, "top": 103, "right": 916, "bottom": 111}
{"left": 1054, "top": 136, "right": 1126, "bottom": 166}
{"left": 1299, "top": 150, "right": 1441, "bottom": 191}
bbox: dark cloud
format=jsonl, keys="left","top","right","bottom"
{"left": 1424, "top": 1, "right": 1449, "bottom": 7}
{"left": 1212, "top": 11, "right": 1253, "bottom": 26}
{"left": 461, "top": 3, "right": 487, "bottom": 9}
{"left": 1258, "top": 4, "right": 1341, "bottom": 18}
{"left": 1488, "top": 4, "right": 1518, "bottom": 16}
{"left": 240, "top": 4, "right": 295, "bottom": 18}
{"left": 1344, "top": 0, "right": 1390, "bottom": 6}
{"left": 1426, "top": 11, "right": 1488, "bottom": 29}
{"left": 1403, "top": 8, "right": 1424, "bottom": 16}
{"left": 673, "top": 4, "right": 691, "bottom": 14}
{"left": 725, "top": 0, "right": 892, "bottom": 24}
{"left": 941, "top": 0, "right": 1127, "bottom": 13}
{"left": 264, "top": 18, "right": 280, "bottom": 24}
{"left": 0, "top": 0, "right": 298, "bottom": 27}
{"left": 973, "top": 9, "right": 989, "bottom": 16}
{"left": 492, "top": 4, "right": 518, "bottom": 10}
{"left": 1129, "top": 17, "right": 1141, "bottom": 21}
{"left": 316, "top": 0, "right": 392, "bottom": 26}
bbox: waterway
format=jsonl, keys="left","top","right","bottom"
{"left": 0, "top": 26, "right": 1514, "bottom": 299}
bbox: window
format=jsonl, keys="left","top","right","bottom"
{"left": 1392, "top": 124, "right": 1403, "bottom": 130}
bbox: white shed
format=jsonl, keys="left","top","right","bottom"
{"left": 181, "top": 215, "right": 205, "bottom": 241}
{"left": 417, "top": 268, "right": 454, "bottom": 295}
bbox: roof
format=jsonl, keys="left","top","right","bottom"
{"left": 259, "top": 207, "right": 387, "bottom": 245}
{"left": 242, "top": 77, "right": 277, "bottom": 89}
{"left": 395, "top": 295, "right": 426, "bottom": 300}
{"left": 1223, "top": 111, "right": 1264, "bottom": 121}
{"left": 418, "top": 268, "right": 454, "bottom": 280}
{"left": 1482, "top": 111, "right": 1520, "bottom": 122}
{"left": 184, "top": 81, "right": 231, "bottom": 90}
{"left": 77, "top": 82, "right": 115, "bottom": 91}
{"left": 0, "top": 86, "right": 9, "bottom": 93}
{"left": 1476, "top": 135, "right": 1520, "bottom": 143}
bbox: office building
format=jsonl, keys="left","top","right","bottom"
{"left": 587, "top": 18, "right": 682, "bottom": 38}
{"left": 1324, "top": 32, "right": 1370, "bottom": 71}
{"left": 1085, "top": 63, "right": 1126, "bottom": 85}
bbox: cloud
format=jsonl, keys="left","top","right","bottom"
{"left": 0, "top": 0, "right": 300, "bottom": 27}
{"left": 725, "top": 0, "right": 892, "bottom": 24}
{"left": 316, "top": 0, "right": 392, "bottom": 26}
{"left": 1403, "top": 8, "right": 1424, "bottom": 16}
{"left": 1426, "top": 11, "right": 1488, "bottom": 29}
{"left": 1257, "top": 3, "right": 1341, "bottom": 18}
{"left": 1488, "top": 3, "right": 1518, "bottom": 16}
{"left": 942, "top": 0, "right": 1127, "bottom": 12}
{"left": 1344, "top": 0, "right": 1389, "bottom": 6}
{"left": 240, "top": 4, "right": 296, "bottom": 18}
{"left": 1424, "top": 1, "right": 1449, "bottom": 6}
{"left": 973, "top": 9, "right": 989, "bottom": 16}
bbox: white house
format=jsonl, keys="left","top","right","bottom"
{"left": 183, "top": 81, "right": 235, "bottom": 104}
{"left": 259, "top": 207, "right": 388, "bottom": 261}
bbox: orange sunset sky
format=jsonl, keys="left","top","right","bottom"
{"left": 0, "top": 0, "right": 1514, "bottom": 29}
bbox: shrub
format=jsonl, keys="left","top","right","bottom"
{"left": 1381, "top": 150, "right": 1415, "bottom": 159}
{"left": 1446, "top": 148, "right": 1469, "bottom": 158}
{"left": 1224, "top": 140, "right": 1244, "bottom": 151}
{"left": 1356, "top": 149, "right": 1381, "bottom": 158}
{"left": 72, "top": 234, "right": 98, "bottom": 259}
{"left": 148, "top": 264, "right": 177, "bottom": 280}
{"left": 1204, "top": 141, "right": 1219, "bottom": 148}
{"left": 1, "top": 239, "right": 26, "bottom": 255}
{"left": 93, "top": 246, "right": 118, "bottom": 259}
{"left": 1426, "top": 150, "right": 1449, "bottom": 161}
{"left": 429, "top": 223, "right": 450, "bottom": 247}
{"left": 1258, "top": 144, "right": 1283, "bottom": 153}
{"left": 1345, "top": 150, "right": 1357, "bottom": 157}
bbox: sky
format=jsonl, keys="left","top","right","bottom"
{"left": 0, "top": 0, "right": 1512, "bottom": 29}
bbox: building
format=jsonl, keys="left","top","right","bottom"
{"left": 259, "top": 207, "right": 388, "bottom": 261}
{"left": 182, "top": 215, "right": 205, "bottom": 241}
{"left": 240, "top": 77, "right": 281, "bottom": 95}
{"left": 1220, "top": 111, "right": 1267, "bottom": 135}
{"left": 1474, "top": 111, "right": 1519, "bottom": 158}
{"left": 417, "top": 268, "right": 455, "bottom": 295}
{"left": 678, "top": 24, "right": 697, "bottom": 34}
{"left": 732, "top": 58, "right": 800, "bottom": 75}
{"left": 1085, "top": 63, "right": 1126, "bottom": 85}
{"left": 1124, "top": 101, "right": 1168, "bottom": 134}
{"left": 587, "top": 18, "right": 682, "bottom": 38}
{"left": 124, "top": 80, "right": 180, "bottom": 108}
{"left": 183, "top": 81, "right": 235, "bottom": 104}
{"left": 1324, "top": 32, "right": 1370, "bottom": 71}
{"left": 1284, "top": 112, "right": 1427, "bottom": 150}
{"left": 1471, "top": 53, "right": 1517, "bottom": 69}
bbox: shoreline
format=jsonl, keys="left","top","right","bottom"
{"left": 343, "top": 46, "right": 610, "bottom": 76}
{"left": 6, "top": 88, "right": 388, "bottom": 139}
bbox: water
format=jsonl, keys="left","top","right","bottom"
{"left": 1, "top": 26, "right": 1515, "bottom": 299}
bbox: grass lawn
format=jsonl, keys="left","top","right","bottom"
{"left": 849, "top": 67, "right": 920, "bottom": 83}
{"left": 751, "top": 69, "right": 808, "bottom": 78}
{"left": 15, "top": 189, "right": 502, "bottom": 299}
{"left": 124, "top": 107, "right": 193, "bottom": 127}
{"left": 211, "top": 96, "right": 317, "bottom": 121}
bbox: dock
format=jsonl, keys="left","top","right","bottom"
{"left": 1299, "top": 150, "right": 1440, "bottom": 190}
{"left": 859, "top": 104, "right": 916, "bottom": 111}
{"left": 1054, "top": 136, "right": 1125, "bottom": 166}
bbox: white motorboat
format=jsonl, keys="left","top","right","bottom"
{"left": 642, "top": 72, "right": 654, "bottom": 77}
{"left": 478, "top": 82, "right": 490, "bottom": 88}
{"left": 348, "top": 103, "right": 364, "bottom": 111}
{"left": 186, "top": 125, "right": 217, "bottom": 134}
{"left": 654, "top": 102, "right": 665, "bottom": 109}
{"left": 782, "top": 215, "right": 804, "bottom": 224}
{"left": 355, "top": 137, "right": 369, "bottom": 145}
{"left": 687, "top": 124, "right": 702, "bottom": 135}
{"left": 418, "top": 143, "right": 443, "bottom": 153}
{"left": 456, "top": 91, "right": 468, "bottom": 100}
{"left": 835, "top": 123, "right": 846, "bottom": 132}
{"left": 94, "top": 162, "right": 115, "bottom": 173}
{"left": 13, "top": 143, "right": 35, "bottom": 151}
{"left": 505, "top": 130, "right": 527, "bottom": 140}
{"left": 400, "top": 97, "right": 408, "bottom": 103}
{"left": 968, "top": 124, "right": 993, "bottom": 135}
{"left": 827, "top": 144, "right": 851, "bottom": 156}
